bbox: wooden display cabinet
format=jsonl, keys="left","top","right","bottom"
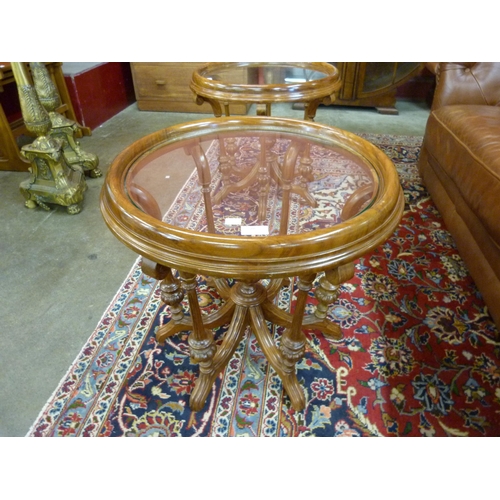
{"left": 330, "top": 62, "right": 424, "bottom": 114}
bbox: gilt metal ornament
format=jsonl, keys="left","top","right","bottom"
{"left": 30, "top": 62, "right": 101, "bottom": 178}
{"left": 11, "top": 62, "right": 87, "bottom": 214}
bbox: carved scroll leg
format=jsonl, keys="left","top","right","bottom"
{"left": 190, "top": 304, "right": 248, "bottom": 412}
{"left": 302, "top": 262, "right": 355, "bottom": 340}
{"left": 177, "top": 272, "right": 218, "bottom": 411}
{"left": 247, "top": 275, "right": 314, "bottom": 411}
{"left": 50, "top": 124, "right": 101, "bottom": 177}
{"left": 279, "top": 274, "right": 315, "bottom": 410}
{"left": 189, "top": 288, "right": 248, "bottom": 412}
{"left": 158, "top": 273, "right": 239, "bottom": 410}
{"left": 70, "top": 142, "right": 101, "bottom": 178}
{"left": 208, "top": 303, "right": 248, "bottom": 379}
{"left": 250, "top": 304, "right": 306, "bottom": 411}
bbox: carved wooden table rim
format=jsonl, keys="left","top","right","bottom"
{"left": 100, "top": 116, "right": 404, "bottom": 412}
{"left": 190, "top": 62, "right": 342, "bottom": 121}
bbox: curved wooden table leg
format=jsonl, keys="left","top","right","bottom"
{"left": 190, "top": 304, "right": 248, "bottom": 411}
{"left": 156, "top": 300, "right": 236, "bottom": 344}
{"left": 153, "top": 268, "right": 353, "bottom": 411}
{"left": 261, "top": 299, "right": 292, "bottom": 329}
{"left": 279, "top": 274, "right": 315, "bottom": 410}
{"left": 157, "top": 267, "right": 184, "bottom": 329}
{"left": 249, "top": 305, "right": 306, "bottom": 411}
{"left": 236, "top": 275, "right": 313, "bottom": 411}
{"left": 229, "top": 280, "right": 306, "bottom": 407}
{"left": 190, "top": 280, "right": 270, "bottom": 411}
{"left": 156, "top": 319, "right": 192, "bottom": 343}
{"left": 303, "top": 98, "right": 321, "bottom": 121}
{"left": 266, "top": 278, "right": 290, "bottom": 300}
{"left": 175, "top": 272, "right": 217, "bottom": 411}
{"left": 341, "top": 184, "right": 374, "bottom": 222}
{"left": 212, "top": 160, "right": 263, "bottom": 205}
{"left": 194, "top": 95, "right": 223, "bottom": 117}
{"left": 210, "top": 277, "right": 232, "bottom": 300}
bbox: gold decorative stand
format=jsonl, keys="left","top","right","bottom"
{"left": 30, "top": 62, "right": 101, "bottom": 178}
{"left": 12, "top": 63, "right": 87, "bottom": 214}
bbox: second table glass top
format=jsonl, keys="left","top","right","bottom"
{"left": 199, "top": 63, "right": 332, "bottom": 86}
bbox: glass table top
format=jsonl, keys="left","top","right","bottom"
{"left": 125, "top": 128, "right": 378, "bottom": 238}
{"left": 102, "top": 116, "right": 404, "bottom": 280}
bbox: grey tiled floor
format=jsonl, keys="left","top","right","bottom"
{"left": 0, "top": 100, "right": 430, "bottom": 436}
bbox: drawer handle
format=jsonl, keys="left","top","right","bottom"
{"left": 155, "top": 79, "right": 166, "bottom": 86}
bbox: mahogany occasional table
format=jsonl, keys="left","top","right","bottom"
{"left": 100, "top": 116, "right": 404, "bottom": 411}
{"left": 190, "top": 62, "right": 341, "bottom": 120}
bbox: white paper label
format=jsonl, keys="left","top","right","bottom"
{"left": 241, "top": 225, "right": 269, "bottom": 236}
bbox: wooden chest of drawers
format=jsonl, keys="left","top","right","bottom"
{"left": 130, "top": 63, "right": 248, "bottom": 114}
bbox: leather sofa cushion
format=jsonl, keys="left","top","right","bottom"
{"left": 424, "top": 104, "right": 500, "bottom": 247}
{"left": 432, "top": 63, "right": 500, "bottom": 109}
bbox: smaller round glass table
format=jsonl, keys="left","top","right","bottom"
{"left": 190, "top": 62, "right": 341, "bottom": 120}
{"left": 101, "top": 116, "right": 403, "bottom": 411}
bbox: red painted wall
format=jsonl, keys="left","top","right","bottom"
{"left": 64, "top": 62, "right": 136, "bottom": 130}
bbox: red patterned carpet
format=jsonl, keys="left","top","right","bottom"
{"left": 28, "top": 133, "right": 500, "bottom": 437}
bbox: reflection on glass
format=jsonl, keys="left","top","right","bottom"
{"left": 126, "top": 131, "right": 376, "bottom": 237}
{"left": 201, "top": 64, "right": 329, "bottom": 86}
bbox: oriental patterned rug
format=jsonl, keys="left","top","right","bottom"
{"left": 27, "top": 133, "right": 500, "bottom": 437}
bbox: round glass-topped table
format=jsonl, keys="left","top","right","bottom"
{"left": 100, "top": 116, "right": 404, "bottom": 411}
{"left": 190, "top": 62, "right": 341, "bottom": 120}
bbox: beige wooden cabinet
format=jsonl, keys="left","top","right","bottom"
{"left": 130, "top": 63, "right": 248, "bottom": 114}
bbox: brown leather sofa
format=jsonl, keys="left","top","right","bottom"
{"left": 418, "top": 62, "right": 500, "bottom": 330}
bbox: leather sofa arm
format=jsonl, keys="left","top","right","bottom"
{"left": 431, "top": 62, "right": 500, "bottom": 110}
